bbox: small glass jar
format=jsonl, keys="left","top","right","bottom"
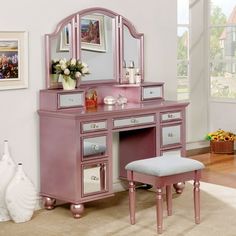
{"left": 85, "top": 89, "right": 98, "bottom": 109}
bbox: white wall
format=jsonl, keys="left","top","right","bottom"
{"left": 0, "top": 0, "right": 177, "bottom": 192}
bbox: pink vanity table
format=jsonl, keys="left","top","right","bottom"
{"left": 38, "top": 7, "right": 189, "bottom": 218}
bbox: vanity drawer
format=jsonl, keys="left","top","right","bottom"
{"left": 81, "top": 120, "right": 107, "bottom": 133}
{"left": 58, "top": 92, "right": 84, "bottom": 109}
{"left": 82, "top": 136, "right": 107, "bottom": 159}
{"left": 142, "top": 85, "right": 163, "bottom": 100}
{"left": 161, "top": 111, "right": 181, "bottom": 122}
{"left": 113, "top": 114, "right": 155, "bottom": 129}
{"left": 161, "top": 124, "right": 181, "bottom": 146}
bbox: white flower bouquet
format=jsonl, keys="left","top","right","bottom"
{"left": 53, "top": 58, "right": 89, "bottom": 82}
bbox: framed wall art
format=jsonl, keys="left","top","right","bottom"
{"left": 81, "top": 14, "right": 106, "bottom": 52}
{"left": 0, "top": 31, "right": 28, "bottom": 90}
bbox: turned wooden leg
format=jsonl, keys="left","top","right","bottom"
{"left": 166, "top": 185, "right": 172, "bottom": 216}
{"left": 44, "top": 197, "right": 56, "bottom": 210}
{"left": 173, "top": 182, "right": 185, "bottom": 194}
{"left": 156, "top": 187, "right": 163, "bottom": 234}
{"left": 128, "top": 181, "right": 136, "bottom": 225}
{"left": 193, "top": 180, "right": 200, "bottom": 224}
{"left": 70, "top": 204, "right": 84, "bottom": 218}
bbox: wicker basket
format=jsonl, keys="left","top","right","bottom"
{"left": 210, "top": 140, "right": 234, "bottom": 154}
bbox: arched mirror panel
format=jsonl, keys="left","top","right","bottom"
{"left": 120, "top": 17, "right": 144, "bottom": 84}
{"left": 77, "top": 9, "right": 119, "bottom": 84}
{"left": 45, "top": 17, "right": 76, "bottom": 89}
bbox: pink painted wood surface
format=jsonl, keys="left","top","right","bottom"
{"left": 127, "top": 169, "right": 202, "bottom": 233}
{"left": 38, "top": 96, "right": 189, "bottom": 215}
{"left": 119, "top": 128, "right": 156, "bottom": 178}
{"left": 128, "top": 181, "right": 136, "bottom": 225}
{"left": 156, "top": 188, "right": 163, "bottom": 234}
{"left": 194, "top": 180, "right": 200, "bottom": 224}
{"left": 166, "top": 185, "right": 172, "bottom": 216}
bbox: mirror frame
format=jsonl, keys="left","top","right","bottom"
{"left": 45, "top": 7, "right": 144, "bottom": 89}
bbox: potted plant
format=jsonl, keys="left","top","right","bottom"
{"left": 53, "top": 58, "right": 89, "bottom": 90}
{"left": 205, "top": 129, "right": 236, "bottom": 154}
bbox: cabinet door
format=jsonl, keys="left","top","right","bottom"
{"left": 82, "top": 162, "right": 108, "bottom": 196}
{"left": 161, "top": 124, "right": 181, "bottom": 146}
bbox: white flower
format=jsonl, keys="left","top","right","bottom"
{"left": 71, "top": 58, "right": 76, "bottom": 66}
{"left": 59, "top": 58, "right": 66, "bottom": 65}
{"left": 61, "top": 64, "right": 67, "bottom": 70}
{"left": 75, "top": 71, "right": 81, "bottom": 78}
{"left": 64, "top": 68, "right": 70, "bottom": 75}
{"left": 82, "top": 62, "right": 88, "bottom": 68}
{"left": 82, "top": 67, "right": 89, "bottom": 74}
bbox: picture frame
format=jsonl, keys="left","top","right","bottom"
{"left": 59, "top": 24, "right": 70, "bottom": 51}
{"left": 0, "top": 31, "right": 28, "bottom": 90}
{"left": 81, "top": 14, "right": 106, "bottom": 52}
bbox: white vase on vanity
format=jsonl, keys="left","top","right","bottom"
{"left": 0, "top": 140, "right": 16, "bottom": 222}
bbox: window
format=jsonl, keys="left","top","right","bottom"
{"left": 210, "top": 0, "right": 236, "bottom": 99}
{"left": 177, "top": 0, "right": 190, "bottom": 100}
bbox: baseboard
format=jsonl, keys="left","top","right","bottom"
{"left": 186, "top": 147, "right": 210, "bottom": 156}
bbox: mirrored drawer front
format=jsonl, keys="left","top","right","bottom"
{"left": 161, "top": 111, "right": 181, "bottom": 122}
{"left": 162, "top": 125, "right": 181, "bottom": 146}
{"left": 83, "top": 136, "right": 107, "bottom": 158}
{"left": 82, "top": 120, "right": 107, "bottom": 133}
{"left": 82, "top": 162, "right": 108, "bottom": 197}
{"left": 113, "top": 114, "right": 155, "bottom": 128}
{"left": 58, "top": 92, "right": 84, "bottom": 109}
{"left": 142, "top": 86, "right": 163, "bottom": 100}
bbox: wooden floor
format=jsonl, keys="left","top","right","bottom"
{"left": 190, "top": 152, "right": 236, "bottom": 189}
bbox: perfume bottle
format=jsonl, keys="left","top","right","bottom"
{"left": 122, "top": 60, "right": 129, "bottom": 84}
{"left": 128, "top": 61, "right": 135, "bottom": 84}
{"left": 85, "top": 88, "right": 98, "bottom": 109}
{"left": 135, "top": 68, "right": 142, "bottom": 84}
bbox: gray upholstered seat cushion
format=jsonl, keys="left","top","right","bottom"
{"left": 125, "top": 155, "right": 205, "bottom": 177}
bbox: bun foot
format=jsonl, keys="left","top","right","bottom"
{"left": 173, "top": 182, "right": 185, "bottom": 194}
{"left": 44, "top": 197, "right": 56, "bottom": 210}
{"left": 70, "top": 203, "right": 84, "bottom": 218}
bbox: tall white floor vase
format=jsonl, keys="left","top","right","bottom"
{"left": 5, "top": 163, "right": 37, "bottom": 223}
{"left": 0, "top": 140, "right": 16, "bottom": 222}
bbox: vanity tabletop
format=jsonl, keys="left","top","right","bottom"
{"left": 38, "top": 100, "right": 189, "bottom": 118}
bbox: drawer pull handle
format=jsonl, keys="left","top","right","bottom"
{"left": 131, "top": 118, "right": 138, "bottom": 124}
{"left": 91, "top": 175, "right": 99, "bottom": 181}
{"left": 90, "top": 124, "right": 99, "bottom": 129}
{"left": 167, "top": 114, "right": 173, "bottom": 118}
{"left": 91, "top": 144, "right": 99, "bottom": 150}
{"left": 149, "top": 91, "right": 153, "bottom": 94}
{"left": 168, "top": 133, "right": 174, "bottom": 137}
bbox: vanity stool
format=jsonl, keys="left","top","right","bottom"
{"left": 125, "top": 154, "right": 205, "bottom": 234}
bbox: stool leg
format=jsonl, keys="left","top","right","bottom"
{"left": 129, "top": 181, "right": 136, "bottom": 225}
{"left": 166, "top": 185, "right": 172, "bottom": 216}
{"left": 193, "top": 180, "right": 200, "bottom": 224}
{"left": 156, "top": 187, "right": 163, "bottom": 234}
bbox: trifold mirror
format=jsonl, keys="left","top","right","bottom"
{"left": 45, "top": 7, "right": 144, "bottom": 89}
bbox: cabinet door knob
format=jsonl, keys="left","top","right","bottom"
{"left": 131, "top": 118, "right": 138, "bottom": 124}
{"left": 168, "top": 133, "right": 174, "bottom": 137}
{"left": 90, "top": 123, "right": 99, "bottom": 129}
